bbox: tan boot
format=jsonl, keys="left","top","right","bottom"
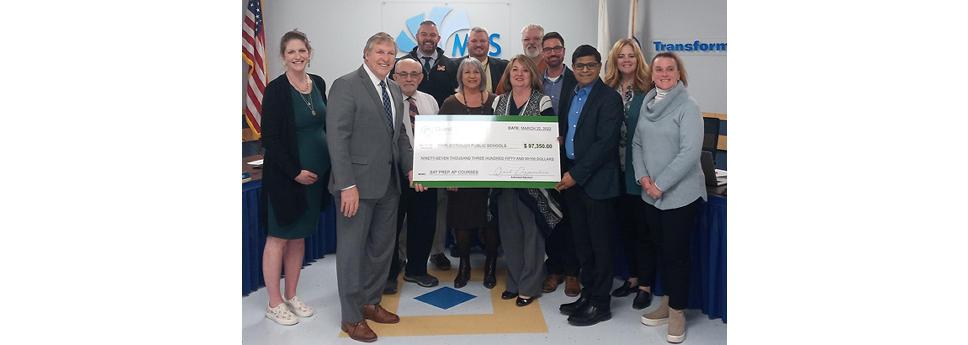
{"left": 564, "top": 276, "right": 581, "bottom": 297}
{"left": 542, "top": 274, "right": 563, "bottom": 293}
{"left": 667, "top": 308, "right": 686, "bottom": 343}
{"left": 641, "top": 295, "right": 669, "bottom": 326}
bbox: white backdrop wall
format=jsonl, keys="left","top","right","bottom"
{"left": 243, "top": 0, "right": 725, "bottom": 114}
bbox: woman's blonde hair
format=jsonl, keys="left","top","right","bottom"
{"left": 603, "top": 38, "right": 650, "bottom": 93}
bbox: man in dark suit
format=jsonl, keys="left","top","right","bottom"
{"left": 327, "top": 32, "right": 428, "bottom": 343}
{"left": 397, "top": 20, "right": 458, "bottom": 106}
{"left": 554, "top": 45, "right": 623, "bottom": 327}
{"left": 539, "top": 31, "right": 582, "bottom": 297}
{"left": 461, "top": 26, "right": 507, "bottom": 94}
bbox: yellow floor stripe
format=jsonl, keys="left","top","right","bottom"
{"left": 340, "top": 264, "right": 548, "bottom": 337}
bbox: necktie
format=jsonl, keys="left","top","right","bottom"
{"left": 407, "top": 96, "right": 418, "bottom": 127}
{"left": 422, "top": 57, "right": 432, "bottom": 78}
{"left": 379, "top": 80, "right": 394, "bottom": 132}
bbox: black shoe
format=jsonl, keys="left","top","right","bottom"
{"left": 482, "top": 255, "right": 497, "bottom": 289}
{"left": 559, "top": 296, "right": 589, "bottom": 315}
{"left": 429, "top": 253, "right": 451, "bottom": 271}
{"left": 567, "top": 303, "right": 612, "bottom": 326}
{"left": 454, "top": 255, "right": 471, "bottom": 288}
{"left": 382, "top": 279, "right": 398, "bottom": 295}
{"left": 610, "top": 280, "right": 636, "bottom": 297}
{"left": 501, "top": 290, "right": 519, "bottom": 300}
{"left": 516, "top": 295, "right": 538, "bottom": 307}
{"left": 632, "top": 289, "right": 652, "bottom": 310}
{"left": 404, "top": 274, "right": 440, "bottom": 288}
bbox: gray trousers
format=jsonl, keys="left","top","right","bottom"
{"left": 497, "top": 190, "right": 546, "bottom": 297}
{"left": 334, "top": 189, "right": 399, "bottom": 323}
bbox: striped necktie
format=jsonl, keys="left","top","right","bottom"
{"left": 379, "top": 80, "right": 394, "bottom": 132}
{"left": 407, "top": 96, "right": 418, "bottom": 127}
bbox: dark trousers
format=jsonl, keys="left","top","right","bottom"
{"left": 563, "top": 185, "right": 615, "bottom": 308}
{"left": 545, "top": 207, "right": 580, "bottom": 277}
{"left": 641, "top": 198, "right": 701, "bottom": 310}
{"left": 617, "top": 194, "right": 653, "bottom": 285}
{"left": 388, "top": 185, "right": 438, "bottom": 279}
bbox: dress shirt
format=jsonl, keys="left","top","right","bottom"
{"left": 565, "top": 83, "right": 594, "bottom": 159}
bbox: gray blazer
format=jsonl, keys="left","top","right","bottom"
{"left": 326, "top": 66, "right": 414, "bottom": 199}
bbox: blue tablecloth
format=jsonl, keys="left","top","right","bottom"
{"left": 613, "top": 194, "right": 726, "bottom": 322}
{"left": 242, "top": 180, "right": 338, "bottom": 296}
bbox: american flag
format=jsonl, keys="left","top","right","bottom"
{"left": 242, "top": 0, "right": 267, "bottom": 138}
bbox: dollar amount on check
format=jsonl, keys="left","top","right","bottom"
{"left": 413, "top": 115, "right": 561, "bottom": 188}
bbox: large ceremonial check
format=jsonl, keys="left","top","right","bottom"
{"left": 413, "top": 115, "right": 561, "bottom": 188}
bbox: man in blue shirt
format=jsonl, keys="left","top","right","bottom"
{"left": 554, "top": 45, "right": 623, "bottom": 327}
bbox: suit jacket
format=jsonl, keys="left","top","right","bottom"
{"left": 460, "top": 55, "right": 508, "bottom": 93}
{"left": 326, "top": 66, "right": 413, "bottom": 199}
{"left": 557, "top": 78, "right": 623, "bottom": 200}
{"left": 260, "top": 73, "right": 327, "bottom": 226}
{"left": 398, "top": 47, "right": 458, "bottom": 106}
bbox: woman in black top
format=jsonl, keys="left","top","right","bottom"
{"left": 260, "top": 30, "right": 330, "bottom": 326}
{"left": 439, "top": 58, "right": 499, "bottom": 289}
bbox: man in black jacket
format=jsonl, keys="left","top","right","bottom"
{"left": 555, "top": 45, "right": 623, "bottom": 327}
{"left": 461, "top": 26, "right": 508, "bottom": 94}
{"left": 397, "top": 20, "right": 458, "bottom": 106}
{"left": 395, "top": 20, "right": 457, "bottom": 271}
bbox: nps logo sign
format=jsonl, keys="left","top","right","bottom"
{"left": 395, "top": 6, "right": 503, "bottom": 57}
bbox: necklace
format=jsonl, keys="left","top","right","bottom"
{"left": 298, "top": 87, "right": 316, "bottom": 116}
{"left": 288, "top": 73, "right": 316, "bottom": 116}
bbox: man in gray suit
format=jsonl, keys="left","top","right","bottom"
{"left": 327, "top": 32, "right": 428, "bottom": 343}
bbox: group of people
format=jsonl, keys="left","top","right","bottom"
{"left": 258, "top": 21, "right": 707, "bottom": 344}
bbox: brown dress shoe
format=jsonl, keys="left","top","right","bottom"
{"left": 362, "top": 304, "right": 400, "bottom": 324}
{"left": 564, "top": 276, "right": 581, "bottom": 297}
{"left": 542, "top": 274, "right": 563, "bottom": 293}
{"left": 341, "top": 320, "right": 377, "bottom": 343}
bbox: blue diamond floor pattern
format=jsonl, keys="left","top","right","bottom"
{"left": 414, "top": 286, "right": 476, "bottom": 310}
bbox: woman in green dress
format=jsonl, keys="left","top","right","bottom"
{"left": 259, "top": 30, "right": 330, "bottom": 326}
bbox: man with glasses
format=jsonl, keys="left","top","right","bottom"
{"left": 382, "top": 58, "right": 442, "bottom": 294}
{"left": 497, "top": 24, "right": 547, "bottom": 94}
{"left": 539, "top": 31, "right": 582, "bottom": 298}
{"left": 554, "top": 45, "right": 623, "bottom": 327}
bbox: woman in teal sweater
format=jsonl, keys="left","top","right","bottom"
{"left": 603, "top": 38, "right": 656, "bottom": 310}
{"left": 632, "top": 52, "right": 707, "bottom": 344}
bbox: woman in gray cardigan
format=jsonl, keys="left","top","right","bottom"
{"left": 631, "top": 52, "right": 707, "bottom": 344}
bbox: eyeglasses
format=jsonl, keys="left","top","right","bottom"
{"left": 573, "top": 62, "right": 601, "bottom": 71}
{"left": 395, "top": 72, "right": 423, "bottom": 79}
{"left": 542, "top": 46, "right": 564, "bottom": 53}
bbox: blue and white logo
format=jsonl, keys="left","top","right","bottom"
{"left": 652, "top": 40, "right": 727, "bottom": 53}
{"left": 395, "top": 7, "right": 502, "bottom": 57}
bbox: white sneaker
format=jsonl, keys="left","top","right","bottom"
{"left": 266, "top": 302, "right": 299, "bottom": 325}
{"left": 285, "top": 296, "right": 314, "bottom": 318}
